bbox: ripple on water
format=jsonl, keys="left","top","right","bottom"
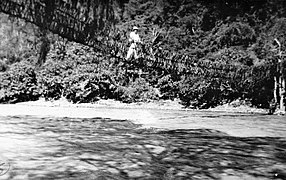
{"left": 0, "top": 113, "right": 285, "bottom": 179}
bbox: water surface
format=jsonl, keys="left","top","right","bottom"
{"left": 0, "top": 106, "right": 285, "bottom": 179}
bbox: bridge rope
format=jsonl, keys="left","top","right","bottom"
{"left": 0, "top": 0, "right": 275, "bottom": 77}
{"left": 106, "top": 40, "right": 275, "bottom": 80}
{"left": 0, "top": 0, "right": 114, "bottom": 51}
{"left": 114, "top": 43, "right": 266, "bottom": 78}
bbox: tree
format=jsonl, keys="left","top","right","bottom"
{"left": 0, "top": 13, "right": 38, "bottom": 67}
{"left": 213, "top": 22, "right": 256, "bottom": 48}
{"left": 270, "top": 18, "right": 286, "bottom": 113}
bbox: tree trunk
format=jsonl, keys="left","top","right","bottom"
{"left": 36, "top": 28, "right": 50, "bottom": 66}
{"left": 279, "top": 63, "right": 285, "bottom": 111}
{"left": 274, "top": 76, "right": 278, "bottom": 104}
{"left": 273, "top": 38, "right": 285, "bottom": 114}
{"left": 36, "top": 0, "right": 55, "bottom": 66}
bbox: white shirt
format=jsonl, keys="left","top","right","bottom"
{"left": 129, "top": 31, "right": 141, "bottom": 44}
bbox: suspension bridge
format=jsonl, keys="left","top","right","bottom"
{"left": 0, "top": 0, "right": 284, "bottom": 112}
{"left": 0, "top": 0, "right": 261, "bottom": 74}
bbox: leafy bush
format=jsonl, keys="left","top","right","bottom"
{"left": 63, "top": 72, "right": 117, "bottom": 103}
{"left": 244, "top": 63, "right": 275, "bottom": 108}
{"left": 213, "top": 22, "right": 256, "bottom": 48}
{"left": 0, "top": 61, "right": 40, "bottom": 103}
{"left": 38, "top": 40, "right": 118, "bottom": 103}
{"left": 114, "top": 78, "right": 160, "bottom": 103}
{"left": 64, "top": 77, "right": 99, "bottom": 103}
{"left": 178, "top": 60, "right": 276, "bottom": 109}
{"left": 157, "top": 75, "right": 179, "bottom": 99}
{"left": 37, "top": 60, "right": 71, "bottom": 100}
{"left": 179, "top": 76, "right": 223, "bottom": 108}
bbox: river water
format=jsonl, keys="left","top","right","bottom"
{"left": 0, "top": 104, "right": 285, "bottom": 179}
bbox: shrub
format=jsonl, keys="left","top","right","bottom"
{"left": 0, "top": 61, "right": 40, "bottom": 103}
{"left": 38, "top": 41, "right": 101, "bottom": 101}
{"left": 157, "top": 74, "right": 179, "bottom": 99}
{"left": 179, "top": 76, "right": 223, "bottom": 108}
{"left": 213, "top": 22, "right": 256, "bottom": 48}
{"left": 37, "top": 60, "right": 71, "bottom": 100}
{"left": 39, "top": 42, "right": 116, "bottom": 103}
{"left": 63, "top": 73, "right": 116, "bottom": 103}
{"left": 114, "top": 78, "right": 160, "bottom": 103}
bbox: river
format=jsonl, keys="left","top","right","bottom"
{"left": 0, "top": 104, "right": 285, "bottom": 179}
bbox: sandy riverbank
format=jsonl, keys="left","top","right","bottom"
{"left": 16, "top": 98, "right": 185, "bottom": 110}
{"left": 17, "top": 98, "right": 268, "bottom": 112}
{"left": 0, "top": 98, "right": 269, "bottom": 116}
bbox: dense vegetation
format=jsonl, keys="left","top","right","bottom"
{"left": 0, "top": 0, "right": 286, "bottom": 109}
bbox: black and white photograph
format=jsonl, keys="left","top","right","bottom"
{"left": 0, "top": 0, "right": 286, "bottom": 179}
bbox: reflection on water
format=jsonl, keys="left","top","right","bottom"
{"left": 0, "top": 110, "right": 285, "bottom": 179}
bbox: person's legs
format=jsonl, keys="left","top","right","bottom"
{"left": 134, "top": 48, "right": 138, "bottom": 59}
{"left": 126, "top": 46, "right": 134, "bottom": 60}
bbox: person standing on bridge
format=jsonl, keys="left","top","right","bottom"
{"left": 126, "top": 26, "right": 142, "bottom": 60}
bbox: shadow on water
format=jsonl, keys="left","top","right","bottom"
{"left": 0, "top": 115, "right": 285, "bottom": 179}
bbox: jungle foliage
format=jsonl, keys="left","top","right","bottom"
{"left": 0, "top": 0, "right": 286, "bottom": 109}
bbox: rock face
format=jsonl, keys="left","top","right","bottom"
{"left": 0, "top": 116, "right": 285, "bottom": 180}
